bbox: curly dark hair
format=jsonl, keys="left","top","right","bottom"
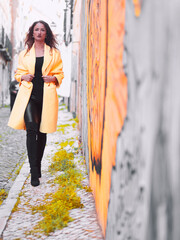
{"left": 24, "top": 20, "right": 58, "bottom": 51}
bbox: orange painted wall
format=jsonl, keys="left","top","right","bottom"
{"left": 86, "top": 0, "right": 127, "bottom": 235}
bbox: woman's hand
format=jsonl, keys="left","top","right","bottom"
{"left": 42, "top": 76, "right": 58, "bottom": 84}
{"left": 21, "top": 74, "right": 34, "bottom": 82}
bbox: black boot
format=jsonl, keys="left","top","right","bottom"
{"left": 37, "top": 164, "right": 41, "bottom": 178}
{"left": 37, "top": 132, "right": 47, "bottom": 178}
{"left": 30, "top": 165, "right": 41, "bottom": 178}
{"left": 31, "top": 167, "right": 40, "bottom": 186}
{"left": 25, "top": 123, "right": 40, "bottom": 186}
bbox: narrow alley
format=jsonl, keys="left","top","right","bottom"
{"left": 0, "top": 0, "right": 180, "bottom": 240}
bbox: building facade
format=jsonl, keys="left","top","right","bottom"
{"left": 69, "top": 0, "right": 180, "bottom": 239}
{"left": 0, "top": 0, "right": 12, "bottom": 107}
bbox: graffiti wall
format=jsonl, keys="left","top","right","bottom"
{"left": 87, "top": 0, "right": 127, "bottom": 235}
{"left": 106, "top": 0, "right": 180, "bottom": 239}
{"left": 71, "top": 0, "right": 180, "bottom": 239}
{"left": 72, "top": 0, "right": 128, "bottom": 236}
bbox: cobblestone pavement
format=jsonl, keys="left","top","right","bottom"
{"left": 0, "top": 107, "right": 26, "bottom": 191}
{"left": 2, "top": 105, "right": 104, "bottom": 240}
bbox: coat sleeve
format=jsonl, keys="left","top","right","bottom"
{"left": 14, "top": 50, "right": 29, "bottom": 83}
{"left": 51, "top": 49, "right": 64, "bottom": 88}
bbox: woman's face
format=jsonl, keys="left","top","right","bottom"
{"left": 33, "top": 22, "right": 47, "bottom": 42}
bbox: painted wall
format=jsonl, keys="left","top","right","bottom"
{"left": 71, "top": 0, "right": 180, "bottom": 239}
{"left": 87, "top": 0, "right": 127, "bottom": 235}
{"left": 71, "top": 0, "right": 127, "bottom": 235}
{"left": 106, "top": 0, "right": 180, "bottom": 239}
{"left": 70, "top": 0, "right": 90, "bottom": 169}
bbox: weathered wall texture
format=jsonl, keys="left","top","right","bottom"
{"left": 79, "top": 0, "right": 89, "bottom": 169}
{"left": 106, "top": 0, "right": 180, "bottom": 239}
{"left": 86, "top": 0, "right": 127, "bottom": 235}
{"left": 70, "top": 0, "right": 89, "bottom": 169}
{"left": 71, "top": 0, "right": 180, "bottom": 239}
{"left": 71, "top": 0, "right": 127, "bottom": 235}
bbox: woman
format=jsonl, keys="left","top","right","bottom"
{"left": 8, "top": 20, "right": 64, "bottom": 187}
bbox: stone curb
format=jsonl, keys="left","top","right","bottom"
{"left": 0, "top": 157, "right": 29, "bottom": 238}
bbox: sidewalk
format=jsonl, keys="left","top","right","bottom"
{"left": 0, "top": 107, "right": 26, "bottom": 191}
{"left": 0, "top": 103, "right": 103, "bottom": 240}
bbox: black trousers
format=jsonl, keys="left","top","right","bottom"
{"left": 24, "top": 97, "right": 46, "bottom": 177}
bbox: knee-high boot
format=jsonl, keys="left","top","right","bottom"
{"left": 26, "top": 123, "right": 40, "bottom": 186}
{"left": 37, "top": 132, "right": 47, "bottom": 178}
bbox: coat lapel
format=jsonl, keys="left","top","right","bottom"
{"left": 26, "top": 44, "right": 36, "bottom": 74}
{"left": 42, "top": 44, "right": 53, "bottom": 75}
{"left": 26, "top": 43, "right": 53, "bottom": 75}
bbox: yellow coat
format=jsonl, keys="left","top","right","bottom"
{"left": 8, "top": 43, "right": 64, "bottom": 133}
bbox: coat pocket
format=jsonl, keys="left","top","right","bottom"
{"left": 40, "top": 83, "right": 59, "bottom": 133}
{"left": 8, "top": 82, "right": 33, "bottom": 130}
{"left": 21, "top": 81, "right": 33, "bottom": 89}
{"left": 45, "top": 82, "right": 56, "bottom": 88}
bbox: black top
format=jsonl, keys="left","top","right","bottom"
{"left": 31, "top": 57, "right": 44, "bottom": 102}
